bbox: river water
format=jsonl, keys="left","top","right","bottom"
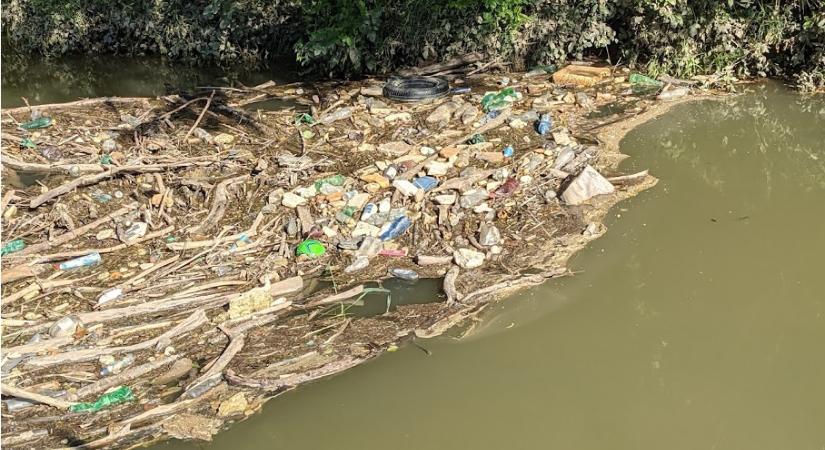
{"left": 160, "top": 82, "right": 825, "bottom": 450}
{"left": 3, "top": 63, "right": 824, "bottom": 448}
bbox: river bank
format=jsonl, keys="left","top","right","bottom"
{"left": 1, "top": 63, "right": 712, "bottom": 448}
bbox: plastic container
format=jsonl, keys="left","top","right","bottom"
{"left": 296, "top": 239, "right": 326, "bottom": 257}
{"left": 58, "top": 252, "right": 101, "bottom": 270}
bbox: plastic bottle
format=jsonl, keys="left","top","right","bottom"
{"left": 537, "top": 114, "right": 553, "bottom": 135}
{"left": 481, "top": 87, "right": 518, "bottom": 112}
{"left": 19, "top": 117, "right": 53, "bottom": 130}
{"left": 379, "top": 216, "right": 412, "bottom": 241}
{"left": 468, "top": 133, "right": 486, "bottom": 145}
{"left": 319, "top": 107, "right": 353, "bottom": 125}
{"left": 100, "top": 354, "right": 135, "bottom": 376}
{"left": 58, "top": 252, "right": 102, "bottom": 270}
{"left": 1, "top": 239, "right": 26, "bottom": 256}
{"left": 314, "top": 174, "right": 346, "bottom": 191}
{"left": 91, "top": 193, "right": 112, "bottom": 203}
{"left": 502, "top": 145, "right": 514, "bottom": 158}
{"left": 97, "top": 288, "right": 124, "bottom": 307}
{"left": 69, "top": 386, "right": 135, "bottom": 413}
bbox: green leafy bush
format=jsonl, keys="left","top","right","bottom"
{"left": 2, "top": 0, "right": 823, "bottom": 89}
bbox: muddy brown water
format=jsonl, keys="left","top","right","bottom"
{"left": 3, "top": 63, "right": 824, "bottom": 448}
{"left": 152, "top": 82, "right": 825, "bottom": 449}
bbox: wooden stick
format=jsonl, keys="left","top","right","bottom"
{"left": 1, "top": 188, "right": 16, "bottom": 212}
{"left": 443, "top": 265, "right": 461, "bottom": 306}
{"left": 29, "top": 162, "right": 214, "bottom": 208}
{"left": 2, "top": 155, "right": 105, "bottom": 176}
{"left": 3, "top": 97, "right": 150, "bottom": 115}
{"left": 73, "top": 355, "right": 179, "bottom": 400}
{"left": 183, "top": 90, "right": 214, "bottom": 141}
{"left": 17, "top": 205, "right": 136, "bottom": 256}
{"left": 305, "top": 285, "right": 364, "bottom": 308}
{"left": 183, "top": 331, "right": 245, "bottom": 396}
{"left": 1, "top": 383, "right": 75, "bottom": 409}
{"left": 32, "top": 225, "right": 174, "bottom": 262}
{"left": 24, "top": 309, "right": 208, "bottom": 368}
{"left": 195, "top": 174, "right": 249, "bottom": 233}
{"left": 225, "top": 356, "right": 363, "bottom": 391}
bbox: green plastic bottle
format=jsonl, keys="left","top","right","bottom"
{"left": 1, "top": 239, "right": 26, "bottom": 256}
{"left": 481, "top": 87, "right": 517, "bottom": 112}
{"left": 19, "top": 117, "right": 53, "bottom": 130}
{"left": 69, "top": 386, "right": 135, "bottom": 413}
{"left": 313, "top": 174, "right": 346, "bottom": 191}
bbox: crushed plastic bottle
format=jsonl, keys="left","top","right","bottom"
{"left": 314, "top": 174, "right": 346, "bottom": 191}
{"left": 100, "top": 154, "right": 114, "bottom": 165}
{"left": 228, "top": 233, "right": 252, "bottom": 252}
{"left": 629, "top": 73, "right": 664, "bottom": 94}
{"left": 413, "top": 176, "right": 438, "bottom": 191}
{"left": 19, "top": 117, "right": 53, "bottom": 130}
{"left": 536, "top": 113, "right": 553, "bottom": 135}
{"left": 40, "top": 146, "right": 63, "bottom": 161}
{"left": 379, "top": 216, "right": 412, "bottom": 241}
{"left": 58, "top": 252, "right": 102, "bottom": 270}
{"left": 467, "top": 133, "right": 486, "bottom": 145}
{"left": 296, "top": 239, "right": 326, "bottom": 257}
{"left": 97, "top": 288, "right": 124, "bottom": 306}
{"left": 390, "top": 268, "right": 419, "bottom": 281}
{"left": 91, "top": 193, "right": 112, "bottom": 203}
{"left": 294, "top": 113, "right": 315, "bottom": 125}
{"left": 20, "top": 137, "right": 36, "bottom": 149}
{"left": 69, "top": 386, "right": 134, "bottom": 413}
{"left": 100, "top": 354, "right": 135, "bottom": 376}
{"left": 481, "top": 87, "right": 518, "bottom": 112}
{"left": 1, "top": 239, "right": 26, "bottom": 256}
{"left": 492, "top": 177, "right": 520, "bottom": 198}
{"left": 450, "top": 86, "right": 471, "bottom": 94}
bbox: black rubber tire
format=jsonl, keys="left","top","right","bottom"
{"left": 383, "top": 77, "right": 450, "bottom": 102}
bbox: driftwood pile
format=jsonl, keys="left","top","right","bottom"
{"left": 0, "top": 60, "right": 680, "bottom": 448}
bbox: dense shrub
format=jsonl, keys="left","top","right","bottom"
{"left": 2, "top": 0, "right": 823, "bottom": 89}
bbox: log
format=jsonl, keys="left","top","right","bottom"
{"left": 29, "top": 162, "right": 214, "bottom": 208}
{"left": 3, "top": 97, "right": 150, "bottom": 115}
{"left": 1, "top": 383, "right": 75, "bottom": 409}
{"left": 17, "top": 204, "right": 137, "bottom": 256}
{"left": 397, "top": 52, "right": 483, "bottom": 77}
{"left": 225, "top": 356, "right": 363, "bottom": 391}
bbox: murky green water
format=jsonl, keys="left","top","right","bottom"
{"left": 154, "top": 82, "right": 825, "bottom": 450}
{"left": 0, "top": 55, "right": 295, "bottom": 108}
{"left": 4, "top": 62, "right": 824, "bottom": 448}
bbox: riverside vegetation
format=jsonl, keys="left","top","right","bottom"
{"left": 2, "top": 0, "right": 824, "bottom": 91}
